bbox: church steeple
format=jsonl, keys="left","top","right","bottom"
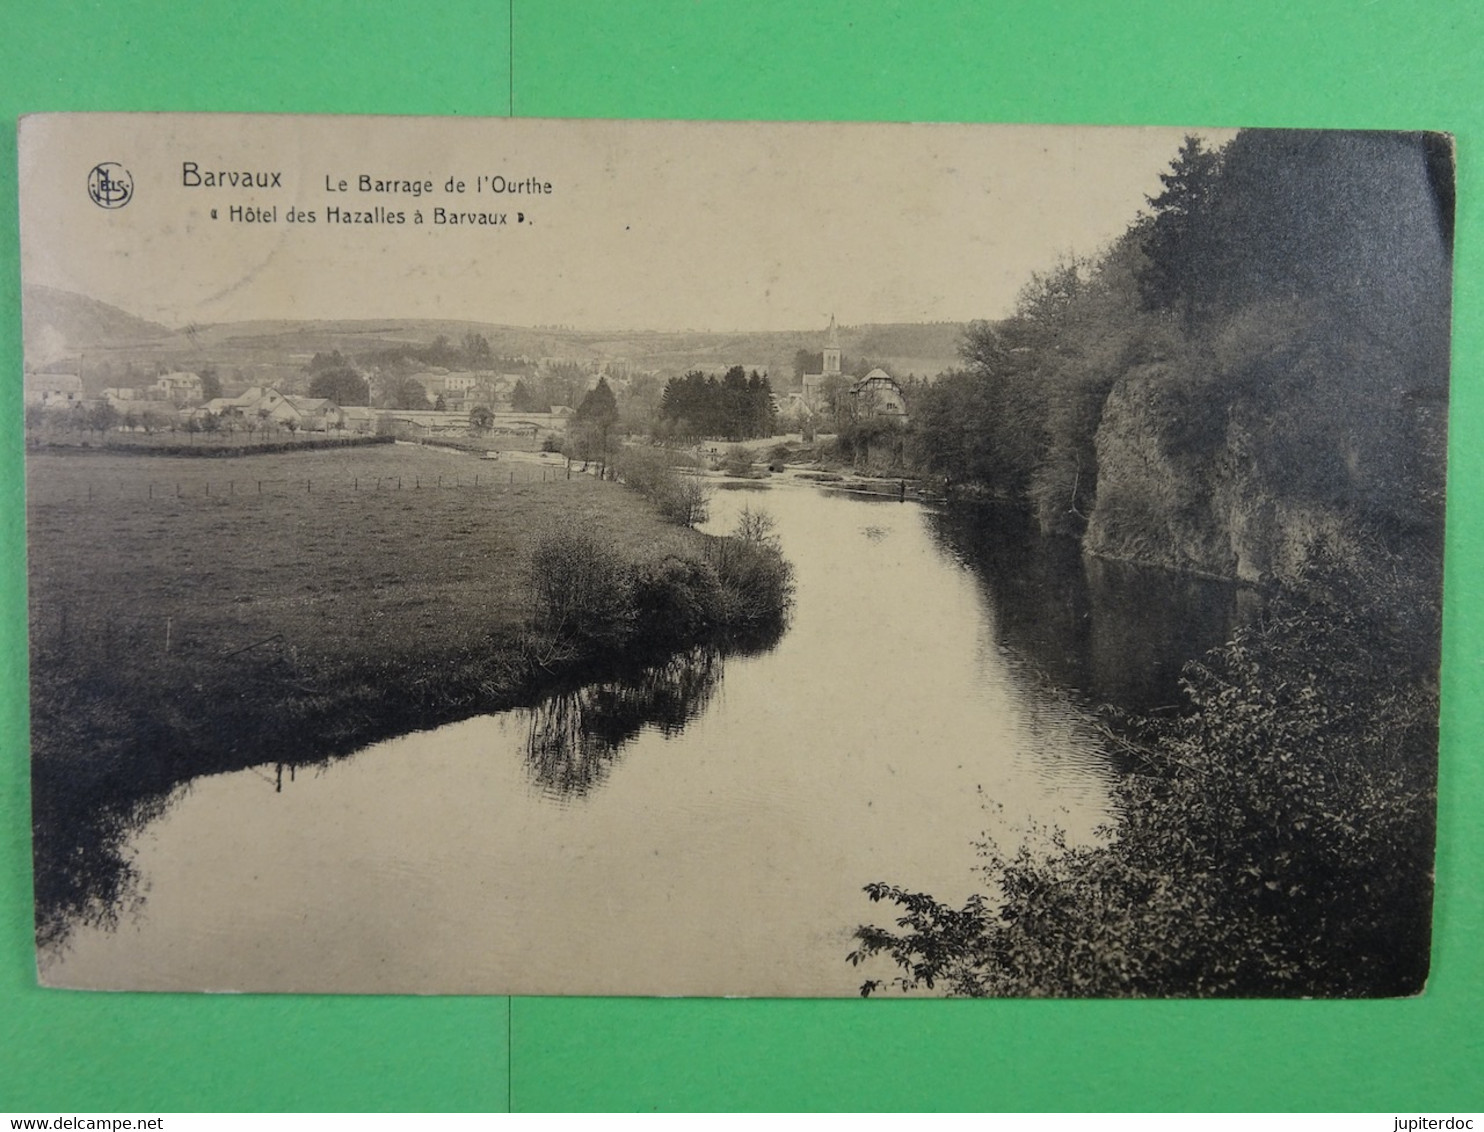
{"left": 823, "top": 314, "right": 841, "bottom": 377}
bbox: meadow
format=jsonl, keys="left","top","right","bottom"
{"left": 26, "top": 442, "right": 725, "bottom": 944}
{"left": 28, "top": 443, "right": 706, "bottom": 677}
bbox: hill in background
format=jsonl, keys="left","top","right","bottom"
{"left": 22, "top": 285, "right": 174, "bottom": 368}
{"left": 21, "top": 286, "right": 970, "bottom": 393}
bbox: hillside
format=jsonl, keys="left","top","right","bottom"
{"left": 20, "top": 289, "right": 970, "bottom": 388}
{"left": 22, "top": 285, "right": 175, "bottom": 362}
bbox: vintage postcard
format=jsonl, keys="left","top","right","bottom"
{"left": 18, "top": 114, "right": 1451, "bottom": 995}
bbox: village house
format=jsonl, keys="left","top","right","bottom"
{"left": 192, "top": 386, "right": 340, "bottom": 432}
{"left": 153, "top": 371, "right": 204, "bottom": 405}
{"left": 282, "top": 395, "right": 345, "bottom": 432}
{"left": 339, "top": 406, "right": 380, "bottom": 434}
{"left": 23, "top": 372, "right": 83, "bottom": 407}
{"left": 850, "top": 368, "right": 908, "bottom": 418}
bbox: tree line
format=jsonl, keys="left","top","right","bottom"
{"left": 853, "top": 129, "right": 1452, "bottom": 998}
{"left": 657, "top": 367, "right": 778, "bottom": 441}
{"left": 911, "top": 130, "right": 1450, "bottom": 584}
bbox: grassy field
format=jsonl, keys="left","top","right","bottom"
{"left": 26, "top": 443, "right": 720, "bottom": 945}
{"left": 29, "top": 443, "right": 706, "bottom": 681}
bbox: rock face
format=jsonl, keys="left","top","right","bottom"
{"left": 1084, "top": 131, "right": 1452, "bottom": 590}
{"left": 1083, "top": 353, "right": 1440, "bottom": 589}
{"left": 1084, "top": 362, "right": 1238, "bottom": 579}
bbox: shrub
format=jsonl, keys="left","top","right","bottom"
{"left": 721, "top": 446, "right": 757, "bottom": 477}
{"left": 654, "top": 474, "right": 710, "bottom": 527}
{"left": 630, "top": 555, "right": 725, "bottom": 642}
{"left": 706, "top": 506, "right": 794, "bottom": 629}
{"left": 526, "top": 529, "right": 634, "bottom": 649}
{"left": 613, "top": 445, "right": 711, "bottom": 527}
{"left": 851, "top": 562, "right": 1437, "bottom": 998}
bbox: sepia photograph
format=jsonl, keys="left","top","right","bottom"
{"left": 17, "top": 113, "right": 1452, "bottom": 996}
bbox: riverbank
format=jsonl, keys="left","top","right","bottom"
{"left": 27, "top": 445, "right": 790, "bottom": 947}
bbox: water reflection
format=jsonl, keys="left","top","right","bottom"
{"left": 39, "top": 483, "right": 1133, "bottom": 993}
{"left": 927, "top": 504, "right": 1257, "bottom": 715}
{"left": 33, "top": 782, "right": 182, "bottom": 955}
{"left": 524, "top": 644, "right": 724, "bottom": 798}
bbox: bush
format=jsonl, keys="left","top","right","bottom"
{"left": 613, "top": 445, "right": 711, "bottom": 527}
{"left": 654, "top": 474, "right": 710, "bottom": 527}
{"left": 526, "top": 509, "right": 791, "bottom": 658}
{"left": 720, "top": 446, "right": 757, "bottom": 477}
{"left": 706, "top": 506, "right": 794, "bottom": 629}
{"left": 630, "top": 555, "right": 725, "bottom": 642}
{"left": 851, "top": 562, "right": 1437, "bottom": 998}
{"left": 527, "top": 529, "right": 634, "bottom": 649}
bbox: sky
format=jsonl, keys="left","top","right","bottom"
{"left": 19, "top": 114, "right": 1236, "bottom": 333}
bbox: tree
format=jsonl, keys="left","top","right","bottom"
{"left": 198, "top": 366, "right": 223, "bottom": 402}
{"left": 510, "top": 379, "right": 545, "bottom": 412}
{"left": 574, "top": 377, "right": 618, "bottom": 428}
{"left": 307, "top": 350, "right": 350, "bottom": 373}
{"left": 308, "top": 366, "right": 370, "bottom": 406}
{"left": 1137, "top": 134, "right": 1225, "bottom": 326}
{"left": 462, "top": 333, "right": 493, "bottom": 368}
{"left": 543, "top": 361, "right": 589, "bottom": 408}
{"left": 382, "top": 375, "right": 432, "bottom": 410}
{"left": 853, "top": 562, "right": 1437, "bottom": 998}
{"left": 620, "top": 372, "right": 665, "bottom": 434}
{"left": 793, "top": 349, "right": 823, "bottom": 380}
{"left": 469, "top": 404, "right": 495, "bottom": 431}
{"left": 658, "top": 369, "right": 777, "bottom": 440}
{"left": 88, "top": 401, "right": 119, "bottom": 439}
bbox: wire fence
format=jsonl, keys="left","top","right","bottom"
{"left": 29, "top": 602, "right": 297, "bottom": 667}
{"left": 27, "top": 462, "right": 584, "bottom": 506}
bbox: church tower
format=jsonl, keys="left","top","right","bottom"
{"left": 823, "top": 314, "right": 841, "bottom": 377}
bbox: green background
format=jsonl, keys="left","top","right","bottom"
{"left": 1, "top": 0, "right": 1480, "bottom": 1112}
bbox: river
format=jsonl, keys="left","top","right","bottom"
{"left": 45, "top": 476, "right": 1249, "bottom": 995}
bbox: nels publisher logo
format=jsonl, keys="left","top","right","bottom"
{"left": 87, "top": 162, "right": 133, "bottom": 209}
